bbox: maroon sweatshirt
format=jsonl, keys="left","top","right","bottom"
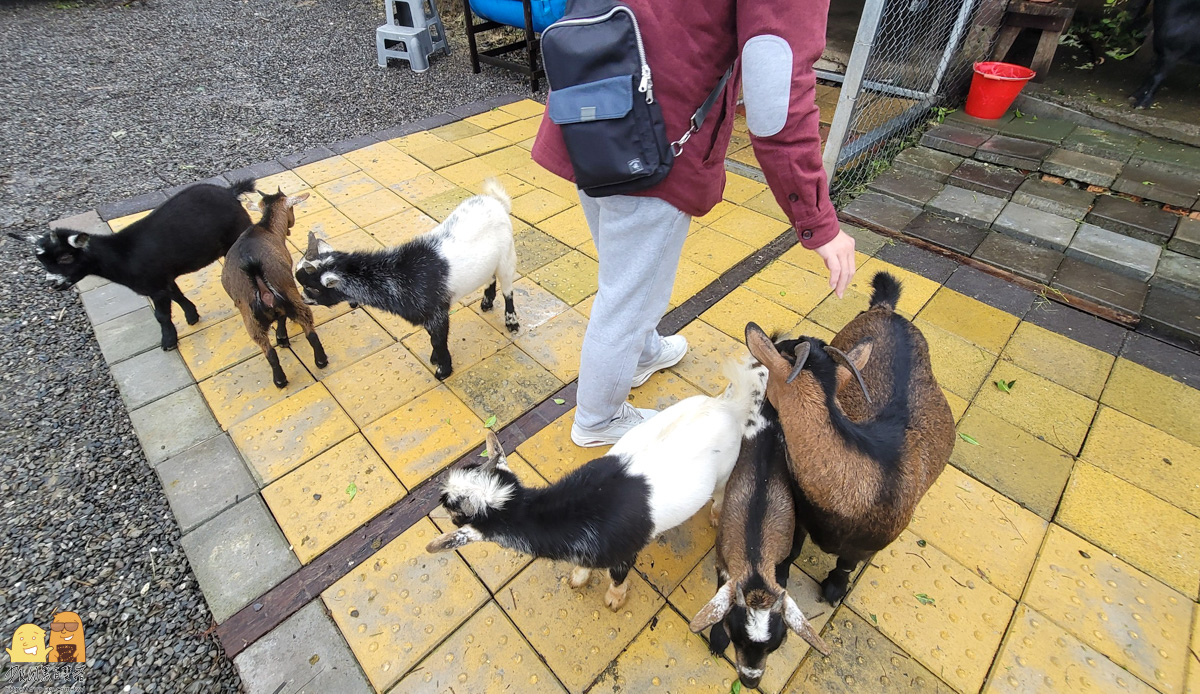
{"left": 532, "top": 0, "right": 839, "bottom": 250}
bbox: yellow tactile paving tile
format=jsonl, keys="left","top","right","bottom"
{"left": 438, "top": 157, "right": 503, "bottom": 190}
{"left": 728, "top": 145, "right": 761, "bottom": 170}
{"left": 744, "top": 259, "right": 832, "bottom": 316}
{"left": 670, "top": 320, "right": 747, "bottom": 396}
{"left": 294, "top": 155, "right": 360, "bottom": 188}
{"left": 917, "top": 288, "right": 1020, "bottom": 354}
{"left": 291, "top": 205, "right": 359, "bottom": 240}
{"left": 1188, "top": 603, "right": 1200, "bottom": 693}
{"left": 445, "top": 345, "right": 564, "bottom": 427}
{"left": 914, "top": 317, "right": 997, "bottom": 400}
{"left": 700, "top": 286, "right": 802, "bottom": 341}
{"left": 361, "top": 385, "right": 485, "bottom": 488}
{"left": 255, "top": 170, "right": 307, "bottom": 194}
{"left": 390, "top": 601, "right": 565, "bottom": 694}
{"left": 492, "top": 117, "right": 541, "bottom": 144}
{"left": 323, "top": 343, "right": 439, "bottom": 427}
{"left": 707, "top": 205, "right": 790, "bottom": 247}
{"left": 479, "top": 145, "right": 535, "bottom": 175}
{"left": 323, "top": 518, "right": 489, "bottom": 693}
{"left": 263, "top": 434, "right": 405, "bottom": 564}
{"left": 974, "top": 361, "right": 1097, "bottom": 455}
{"left": 509, "top": 162, "right": 580, "bottom": 202}
{"left": 472, "top": 277, "right": 568, "bottom": 336}
{"left": 389, "top": 170, "right": 460, "bottom": 206}
{"left": 527, "top": 250, "right": 599, "bottom": 306}
{"left": 499, "top": 99, "right": 546, "bottom": 119}
{"left": 408, "top": 141, "right": 474, "bottom": 171}
{"left": 1102, "top": 358, "right": 1200, "bottom": 449}
{"left": 787, "top": 317, "right": 836, "bottom": 344}
{"left": 337, "top": 187, "right": 411, "bottom": 228}
{"left": 177, "top": 314, "right": 259, "bottom": 381}
{"left": 1081, "top": 406, "right": 1200, "bottom": 517}
{"left": 515, "top": 227, "right": 572, "bottom": 275}
{"left": 499, "top": 559, "right": 663, "bottom": 693}
{"left": 108, "top": 209, "right": 151, "bottom": 232}
{"left": 364, "top": 206, "right": 439, "bottom": 248}
{"left": 742, "top": 189, "right": 790, "bottom": 223}
{"left": 292, "top": 308, "right": 395, "bottom": 378}
{"left": 984, "top": 603, "right": 1159, "bottom": 694}
{"left": 635, "top": 506, "right": 714, "bottom": 596}
{"left": 682, "top": 228, "right": 755, "bottom": 275}
{"left": 462, "top": 172, "right": 537, "bottom": 200}
{"left": 1058, "top": 462, "right": 1200, "bottom": 597}
{"left": 387, "top": 130, "right": 447, "bottom": 154}
{"left": 516, "top": 408, "right": 609, "bottom": 483}
{"left": 943, "top": 388, "right": 968, "bottom": 423}
{"left": 537, "top": 206, "right": 592, "bottom": 248}
{"left": 846, "top": 529, "right": 1016, "bottom": 694}
{"left": 908, "top": 465, "right": 1047, "bottom": 599}
{"left": 401, "top": 307, "right": 511, "bottom": 377}
{"left": 172, "top": 270, "right": 238, "bottom": 339}
{"left": 629, "top": 370, "right": 704, "bottom": 412}
{"left": 456, "top": 130, "right": 511, "bottom": 156}
{"left": 413, "top": 186, "right": 476, "bottom": 222}
{"left": 510, "top": 188, "right": 574, "bottom": 225}
{"left": 198, "top": 349, "right": 315, "bottom": 430}
{"left": 512, "top": 308, "right": 587, "bottom": 382}
{"left": 589, "top": 607, "right": 737, "bottom": 693}
{"left": 667, "top": 258, "right": 720, "bottom": 308}
{"left": 795, "top": 537, "right": 863, "bottom": 587}
{"left": 464, "top": 108, "right": 519, "bottom": 130}
{"left": 430, "top": 120, "right": 486, "bottom": 142}
{"left": 228, "top": 382, "right": 356, "bottom": 485}
{"left": 289, "top": 190, "right": 332, "bottom": 219}
{"left": 777, "top": 243, "right": 870, "bottom": 277}
{"left": 808, "top": 289, "right": 871, "bottom": 332}
{"left": 721, "top": 172, "right": 768, "bottom": 205}
{"left": 1023, "top": 524, "right": 1192, "bottom": 694}
{"left": 851, "top": 259, "right": 941, "bottom": 316}
{"left": 1001, "top": 322, "right": 1115, "bottom": 399}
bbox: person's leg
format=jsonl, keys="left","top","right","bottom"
{"left": 574, "top": 192, "right": 690, "bottom": 434}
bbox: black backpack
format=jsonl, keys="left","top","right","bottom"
{"left": 541, "top": 0, "right": 730, "bottom": 197}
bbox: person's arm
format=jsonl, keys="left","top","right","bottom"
{"left": 736, "top": 0, "right": 855, "bottom": 297}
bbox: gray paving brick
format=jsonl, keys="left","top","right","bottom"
{"left": 972, "top": 233, "right": 1064, "bottom": 284}
{"left": 1051, "top": 258, "right": 1148, "bottom": 316}
{"left": 993, "top": 201, "right": 1079, "bottom": 252}
{"left": 1067, "top": 223, "right": 1162, "bottom": 281}
{"left": 1111, "top": 163, "right": 1200, "bottom": 209}
{"left": 1084, "top": 195, "right": 1177, "bottom": 245}
{"left": 1011, "top": 178, "right": 1096, "bottom": 220}
{"left": 1152, "top": 251, "right": 1200, "bottom": 299}
{"left": 157, "top": 435, "right": 257, "bottom": 531}
{"left": 93, "top": 306, "right": 162, "bottom": 365}
{"left": 1000, "top": 116, "right": 1076, "bottom": 144}
{"left": 920, "top": 124, "right": 990, "bottom": 156}
{"left": 1130, "top": 138, "right": 1200, "bottom": 177}
{"left": 976, "top": 135, "right": 1051, "bottom": 170}
{"left": 234, "top": 601, "right": 371, "bottom": 694}
{"left": 1061, "top": 126, "right": 1139, "bottom": 162}
{"left": 866, "top": 170, "right": 944, "bottom": 207}
{"left": 891, "top": 146, "right": 964, "bottom": 182}
{"left": 1168, "top": 217, "right": 1200, "bottom": 258}
{"left": 129, "top": 385, "right": 220, "bottom": 465}
{"left": 1040, "top": 149, "right": 1123, "bottom": 187}
{"left": 182, "top": 496, "right": 298, "bottom": 623}
{"left": 81, "top": 282, "right": 147, "bottom": 325}
{"left": 904, "top": 212, "right": 988, "bottom": 255}
{"left": 944, "top": 109, "right": 1015, "bottom": 131}
{"left": 841, "top": 223, "right": 888, "bottom": 256}
{"left": 840, "top": 192, "right": 923, "bottom": 234}
{"left": 110, "top": 347, "right": 193, "bottom": 409}
{"left": 926, "top": 185, "right": 1006, "bottom": 228}
{"left": 1140, "top": 286, "right": 1200, "bottom": 351}
{"left": 947, "top": 160, "right": 1026, "bottom": 199}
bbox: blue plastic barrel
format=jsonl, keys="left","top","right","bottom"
{"left": 470, "top": 0, "right": 567, "bottom": 33}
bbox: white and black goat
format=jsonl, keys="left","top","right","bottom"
{"left": 744, "top": 272, "right": 954, "bottom": 605}
{"left": 222, "top": 189, "right": 327, "bottom": 388}
{"left": 427, "top": 360, "right": 763, "bottom": 610}
{"left": 689, "top": 387, "right": 829, "bottom": 689}
{"left": 294, "top": 179, "right": 518, "bottom": 380}
{"left": 12, "top": 179, "right": 256, "bottom": 350}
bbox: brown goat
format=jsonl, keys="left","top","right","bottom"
{"left": 744, "top": 271, "right": 954, "bottom": 604}
{"left": 221, "top": 189, "right": 327, "bottom": 388}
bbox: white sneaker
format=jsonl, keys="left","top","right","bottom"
{"left": 571, "top": 402, "right": 659, "bottom": 447}
{"left": 631, "top": 335, "right": 689, "bottom": 388}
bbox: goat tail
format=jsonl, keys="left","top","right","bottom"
{"left": 480, "top": 178, "right": 512, "bottom": 214}
{"left": 719, "top": 355, "right": 766, "bottom": 424}
{"left": 241, "top": 259, "right": 287, "bottom": 324}
{"left": 227, "top": 177, "right": 257, "bottom": 198}
{"left": 869, "top": 271, "right": 902, "bottom": 312}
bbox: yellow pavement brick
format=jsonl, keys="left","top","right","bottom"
{"left": 362, "top": 385, "right": 485, "bottom": 488}
{"left": 778, "top": 242, "right": 870, "bottom": 276}
{"left": 479, "top": 145, "right": 533, "bottom": 173}
{"left": 722, "top": 172, "right": 768, "bottom": 205}
{"left": 787, "top": 318, "right": 836, "bottom": 344}
{"left": 472, "top": 277, "right": 568, "bottom": 335}
{"left": 511, "top": 188, "right": 573, "bottom": 225}
{"left": 743, "top": 188, "right": 789, "bottom": 223}
{"left": 943, "top": 388, "right": 968, "bottom": 423}
{"left": 517, "top": 408, "right": 609, "bottom": 483}
{"left": 294, "top": 156, "right": 360, "bottom": 188}
{"left": 364, "top": 206, "right": 438, "bottom": 247}
{"left": 577, "top": 237, "right": 598, "bottom": 261}
{"left": 461, "top": 172, "right": 535, "bottom": 200}
{"left": 909, "top": 465, "right": 1047, "bottom": 599}
{"left": 263, "top": 434, "right": 404, "bottom": 564}
{"left": 430, "top": 120, "right": 486, "bottom": 142}
{"left": 512, "top": 309, "right": 586, "bottom": 382}
{"left": 229, "top": 382, "right": 356, "bottom": 484}
{"left": 918, "top": 288, "right": 1019, "bottom": 353}
{"left": 498, "top": 559, "right": 663, "bottom": 693}
{"left": 636, "top": 505, "right": 713, "bottom": 596}
{"left": 446, "top": 345, "right": 563, "bottom": 427}
{"left": 289, "top": 190, "right": 332, "bottom": 219}
{"left": 952, "top": 405, "right": 1075, "bottom": 520}
{"left": 985, "top": 603, "right": 1158, "bottom": 694}
{"left": 796, "top": 537, "right": 862, "bottom": 586}
{"left": 323, "top": 343, "right": 439, "bottom": 427}
{"left": 336, "top": 188, "right": 411, "bottom": 228}
{"left": 974, "top": 361, "right": 1097, "bottom": 455}
{"left": 701, "top": 286, "right": 802, "bottom": 341}
{"left": 694, "top": 200, "right": 738, "bottom": 227}
{"left": 788, "top": 607, "right": 950, "bottom": 694}
{"left": 914, "top": 318, "right": 997, "bottom": 401}
{"left": 1001, "top": 322, "right": 1115, "bottom": 399}
{"left": 807, "top": 289, "right": 871, "bottom": 333}
{"left": 173, "top": 269, "right": 237, "bottom": 338}
{"left": 846, "top": 529, "right": 1016, "bottom": 694}
{"left": 1082, "top": 406, "right": 1200, "bottom": 516}
{"left": 1059, "top": 462, "right": 1200, "bottom": 596}
{"left": 108, "top": 209, "right": 151, "bottom": 232}
{"left": 414, "top": 187, "right": 475, "bottom": 222}
{"left": 341, "top": 140, "right": 401, "bottom": 167}
{"left": 590, "top": 607, "right": 737, "bottom": 693}
{"left": 455, "top": 131, "right": 511, "bottom": 156}
{"left": 527, "top": 250, "right": 598, "bottom": 305}
{"left": 683, "top": 228, "right": 754, "bottom": 275}
{"left": 1189, "top": 603, "right": 1200, "bottom": 693}
{"left": 357, "top": 155, "right": 432, "bottom": 189}
{"left": 629, "top": 370, "right": 704, "bottom": 412}
{"left": 255, "top": 170, "right": 307, "bottom": 195}
{"left": 409, "top": 142, "right": 474, "bottom": 170}
{"left": 537, "top": 206, "right": 591, "bottom": 248}
{"left": 492, "top": 117, "right": 541, "bottom": 143}
{"left": 850, "top": 259, "right": 940, "bottom": 316}
{"left": 365, "top": 305, "right": 420, "bottom": 342}
{"left": 745, "top": 260, "right": 832, "bottom": 316}
{"left": 439, "top": 157, "right": 503, "bottom": 189}
{"left": 292, "top": 205, "right": 358, "bottom": 239}
{"left": 390, "top": 601, "right": 565, "bottom": 694}
{"left": 387, "top": 131, "right": 445, "bottom": 153}
{"left": 671, "top": 320, "right": 747, "bottom": 396}
{"left": 198, "top": 349, "right": 315, "bottom": 430}
{"left": 517, "top": 136, "right": 536, "bottom": 151}
{"left": 499, "top": 99, "right": 545, "bottom": 119}
{"left": 576, "top": 294, "right": 594, "bottom": 318}
{"left": 402, "top": 307, "right": 511, "bottom": 376}
{"left": 508, "top": 162, "right": 579, "bottom": 201}
{"left": 515, "top": 226, "right": 572, "bottom": 275}
{"left": 293, "top": 308, "right": 393, "bottom": 377}
{"left": 708, "top": 206, "right": 790, "bottom": 247}
{"left": 1102, "top": 359, "right": 1200, "bottom": 448}
{"left": 176, "top": 259, "right": 222, "bottom": 295}
{"left": 323, "top": 518, "right": 488, "bottom": 693}
{"left": 464, "top": 108, "right": 520, "bottom": 130}
{"left": 1024, "top": 524, "right": 1192, "bottom": 694}
{"left": 314, "top": 171, "right": 382, "bottom": 206}
{"left": 728, "top": 145, "right": 761, "bottom": 169}
{"left": 390, "top": 171, "right": 460, "bottom": 205}
{"left": 178, "top": 315, "right": 259, "bottom": 381}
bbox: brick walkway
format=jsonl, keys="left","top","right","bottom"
{"left": 61, "top": 97, "right": 1200, "bottom": 693}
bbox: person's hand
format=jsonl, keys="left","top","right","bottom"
{"left": 814, "top": 229, "right": 856, "bottom": 298}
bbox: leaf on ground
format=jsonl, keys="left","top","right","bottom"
{"left": 995, "top": 379, "right": 1011, "bottom": 393}
{"left": 553, "top": 398, "right": 566, "bottom": 405}
{"left": 484, "top": 414, "right": 498, "bottom": 428}
{"left": 914, "top": 593, "right": 936, "bottom": 606}
{"left": 958, "top": 432, "right": 980, "bottom": 446}
{"left": 346, "top": 483, "right": 357, "bottom": 501}
{"left": 479, "top": 449, "right": 489, "bottom": 457}
{"left": 869, "top": 613, "right": 878, "bottom": 625}
{"left": 731, "top": 681, "right": 742, "bottom": 694}
{"left": 916, "top": 539, "right": 927, "bottom": 547}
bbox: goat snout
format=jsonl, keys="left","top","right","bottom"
{"left": 45, "top": 273, "right": 72, "bottom": 290}
{"left": 736, "top": 664, "right": 764, "bottom": 690}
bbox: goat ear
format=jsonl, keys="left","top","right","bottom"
{"left": 745, "top": 322, "right": 791, "bottom": 381}
{"left": 317, "top": 239, "right": 335, "bottom": 256}
{"left": 285, "top": 192, "right": 310, "bottom": 208}
{"left": 320, "top": 272, "right": 341, "bottom": 289}
{"left": 832, "top": 340, "right": 873, "bottom": 393}
{"left": 247, "top": 199, "right": 262, "bottom": 213}
{"left": 689, "top": 582, "right": 736, "bottom": 633}
{"left": 304, "top": 231, "right": 322, "bottom": 260}
{"left": 67, "top": 233, "right": 90, "bottom": 250}
{"left": 782, "top": 595, "right": 831, "bottom": 656}
{"left": 425, "top": 525, "right": 483, "bottom": 553}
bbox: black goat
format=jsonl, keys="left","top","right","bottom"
{"left": 1130, "top": 0, "right": 1200, "bottom": 108}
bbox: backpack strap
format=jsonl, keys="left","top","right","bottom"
{"left": 672, "top": 66, "right": 735, "bottom": 156}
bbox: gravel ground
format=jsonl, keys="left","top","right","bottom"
{"left": 0, "top": 1, "right": 526, "bottom": 691}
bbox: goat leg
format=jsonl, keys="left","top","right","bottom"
{"left": 820, "top": 554, "right": 865, "bottom": 605}
{"left": 605, "top": 562, "right": 634, "bottom": 611}
{"left": 275, "top": 318, "right": 290, "bottom": 348}
{"left": 480, "top": 280, "right": 497, "bottom": 311}
{"left": 1131, "top": 51, "right": 1175, "bottom": 108}
{"left": 503, "top": 291, "right": 519, "bottom": 333}
{"left": 426, "top": 314, "right": 453, "bottom": 380}
{"left": 306, "top": 332, "right": 328, "bottom": 369}
{"left": 150, "top": 293, "right": 180, "bottom": 351}
{"left": 170, "top": 282, "right": 200, "bottom": 325}
{"left": 265, "top": 347, "right": 288, "bottom": 388}
{"left": 568, "top": 566, "right": 592, "bottom": 589}
{"left": 293, "top": 304, "right": 327, "bottom": 368}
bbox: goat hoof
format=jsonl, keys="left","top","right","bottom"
{"left": 568, "top": 567, "right": 592, "bottom": 589}
{"left": 160, "top": 339, "right": 178, "bottom": 352}
{"left": 277, "top": 336, "right": 291, "bottom": 348}
{"left": 315, "top": 356, "right": 328, "bottom": 369}
{"left": 604, "top": 583, "right": 629, "bottom": 611}
{"left": 480, "top": 298, "right": 494, "bottom": 312}
{"left": 709, "top": 506, "right": 722, "bottom": 528}
{"left": 434, "top": 365, "right": 452, "bottom": 381}
{"left": 273, "top": 376, "right": 288, "bottom": 389}
{"left": 185, "top": 312, "right": 200, "bottom": 325}
{"left": 820, "top": 577, "right": 849, "bottom": 605}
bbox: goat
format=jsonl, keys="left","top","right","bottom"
{"left": 1130, "top": 0, "right": 1200, "bottom": 108}
{"left": 294, "top": 179, "right": 518, "bottom": 380}
{"left": 13, "top": 179, "right": 256, "bottom": 350}
{"left": 689, "top": 385, "right": 829, "bottom": 689}
{"left": 426, "top": 360, "right": 763, "bottom": 610}
{"left": 221, "top": 189, "right": 327, "bottom": 388}
{"left": 744, "top": 271, "right": 954, "bottom": 605}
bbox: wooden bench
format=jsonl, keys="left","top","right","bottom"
{"left": 990, "top": 0, "right": 1078, "bottom": 81}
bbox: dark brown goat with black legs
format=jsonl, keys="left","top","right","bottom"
{"left": 221, "top": 189, "right": 328, "bottom": 388}
{"left": 745, "top": 271, "right": 954, "bottom": 605}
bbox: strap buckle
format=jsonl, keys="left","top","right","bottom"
{"left": 671, "top": 124, "right": 698, "bottom": 157}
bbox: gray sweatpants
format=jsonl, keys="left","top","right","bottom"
{"left": 575, "top": 191, "right": 692, "bottom": 429}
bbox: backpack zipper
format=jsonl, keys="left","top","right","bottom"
{"left": 544, "top": 6, "right": 654, "bottom": 103}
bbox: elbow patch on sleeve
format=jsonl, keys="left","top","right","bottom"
{"left": 741, "top": 35, "right": 793, "bottom": 138}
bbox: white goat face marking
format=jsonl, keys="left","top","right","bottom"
{"left": 442, "top": 467, "right": 514, "bottom": 517}
{"left": 66, "top": 233, "right": 89, "bottom": 249}
{"left": 745, "top": 607, "right": 772, "bottom": 643}
{"left": 739, "top": 666, "right": 764, "bottom": 681}
{"left": 320, "top": 272, "right": 341, "bottom": 289}
{"left": 743, "top": 363, "right": 771, "bottom": 436}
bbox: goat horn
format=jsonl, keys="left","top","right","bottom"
{"left": 304, "top": 231, "right": 321, "bottom": 260}
{"left": 825, "top": 345, "right": 872, "bottom": 404}
{"left": 785, "top": 341, "right": 811, "bottom": 384}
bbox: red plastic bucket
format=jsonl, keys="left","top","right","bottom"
{"left": 964, "top": 62, "right": 1036, "bottom": 119}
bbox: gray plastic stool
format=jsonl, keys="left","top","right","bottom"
{"left": 376, "top": 0, "right": 449, "bottom": 72}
